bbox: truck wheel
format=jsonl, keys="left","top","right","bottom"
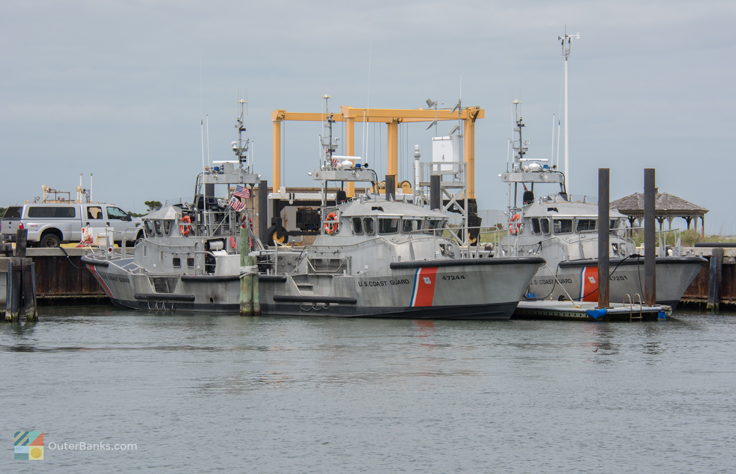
{"left": 40, "top": 232, "right": 61, "bottom": 247}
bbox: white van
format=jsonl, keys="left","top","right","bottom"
{"left": 1, "top": 203, "right": 143, "bottom": 247}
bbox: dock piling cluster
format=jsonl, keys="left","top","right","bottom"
{"left": 3, "top": 229, "right": 37, "bottom": 322}
{"left": 239, "top": 222, "right": 260, "bottom": 316}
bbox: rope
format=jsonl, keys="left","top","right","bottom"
{"left": 59, "top": 246, "right": 81, "bottom": 270}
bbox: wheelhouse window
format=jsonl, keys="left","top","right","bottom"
{"left": 352, "top": 217, "right": 363, "bottom": 235}
{"left": 378, "top": 218, "right": 399, "bottom": 234}
{"left": 144, "top": 221, "right": 154, "bottom": 236}
{"left": 531, "top": 218, "right": 541, "bottom": 235}
{"left": 577, "top": 219, "right": 596, "bottom": 232}
{"left": 163, "top": 220, "right": 173, "bottom": 236}
{"left": 402, "top": 219, "right": 421, "bottom": 233}
{"left": 553, "top": 219, "right": 573, "bottom": 234}
{"left": 153, "top": 220, "right": 162, "bottom": 236}
{"left": 425, "top": 219, "right": 445, "bottom": 234}
{"left": 363, "top": 217, "right": 375, "bottom": 235}
{"left": 540, "top": 218, "right": 550, "bottom": 235}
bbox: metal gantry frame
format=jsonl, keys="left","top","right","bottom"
{"left": 271, "top": 105, "right": 485, "bottom": 198}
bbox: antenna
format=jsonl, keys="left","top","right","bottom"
{"left": 320, "top": 94, "right": 337, "bottom": 168}
{"left": 511, "top": 100, "right": 528, "bottom": 171}
{"left": 232, "top": 98, "right": 250, "bottom": 169}
{"left": 558, "top": 28, "right": 580, "bottom": 196}
{"left": 200, "top": 118, "right": 207, "bottom": 214}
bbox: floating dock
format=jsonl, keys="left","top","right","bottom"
{"left": 513, "top": 300, "right": 671, "bottom": 321}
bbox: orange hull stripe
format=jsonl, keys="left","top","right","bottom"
{"left": 413, "top": 267, "right": 438, "bottom": 307}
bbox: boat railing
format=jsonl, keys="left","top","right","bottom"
{"left": 256, "top": 243, "right": 306, "bottom": 276}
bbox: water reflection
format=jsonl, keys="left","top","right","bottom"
{"left": 584, "top": 322, "right": 619, "bottom": 361}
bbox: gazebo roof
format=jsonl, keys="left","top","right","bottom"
{"left": 610, "top": 192, "right": 707, "bottom": 217}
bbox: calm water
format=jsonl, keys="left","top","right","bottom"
{"left": 1, "top": 306, "right": 735, "bottom": 473}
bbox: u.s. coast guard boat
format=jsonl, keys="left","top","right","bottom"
{"left": 497, "top": 103, "right": 704, "bottom": 307}
{"left": 250, "top": 163, "right": 544, "bottom": 319}
{"left": 82, "top": 101, "right": 260, "bottom": 311}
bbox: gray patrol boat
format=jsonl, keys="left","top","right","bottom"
{"left": 497, "top": 103, "right": 704, "bottom": 307}
{"left": 249, "top": 164, "right": 544, "bottom": 319}
{"left": 82, "top": 101, "right": 260, "bottom": 311}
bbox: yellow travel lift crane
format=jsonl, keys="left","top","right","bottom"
{"left": 265, "top": 103, "right": 485, "bottom": 245}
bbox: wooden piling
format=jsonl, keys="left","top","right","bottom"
{"left": 597, "top": 168, "right": 610, "bottom": 309}
{"left": 16, "top": 228, "right": 27, "bottom": 258}
{"left": 430, "top": 175, "right": 441, "bottom": 210}
{"left": 644, "top": 169, "right": 656, "bottom": 306}
{"left": 239, "top": 222, "right": 260, "bottom": 316}
{"left": 258, "top": 180, "right": 269, "bottom": 244}
{"left": 707, "top": 247, "right": 723, "bottom": 313}
{"left": 5, "top": 258, "right": 37, "bottom": 322}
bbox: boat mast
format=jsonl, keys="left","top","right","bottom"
{"left": 320, "top": 94, "right": 337, "bottom": 169}
{"left": 559, "top": 28, "right": 580, "bottom": 197}
{"left": 510, "top": 100, "right": 527, "bottom": 210}
{"left": 233, "top": 99, "right": 250, "bottom": 170}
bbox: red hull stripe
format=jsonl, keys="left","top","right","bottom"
{"left": 412, "top": 266, "right": 438, "bottom": 307}
{"left": 581, "top": 266, "right": 599, "bottom": 302}
{"left": 88, "top": 264, "right": 113, "bottom": 298}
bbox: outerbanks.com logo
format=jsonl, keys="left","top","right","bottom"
{"left": 14, "top": 431, "right": 138, "bottom": 461}
{"left": 48, "top": 441, "right": 138, "bottom": 452}
{"left": 14, "top": 431, "right": 44, "bottom": 461}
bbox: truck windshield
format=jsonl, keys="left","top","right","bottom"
{"left": 107, "top": 206, "right": 128, "bottom": 220}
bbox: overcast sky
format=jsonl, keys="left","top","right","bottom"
{"left": 2, "top": 0, "right": 734, "bottom": 232}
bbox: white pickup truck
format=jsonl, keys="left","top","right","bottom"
{"left": 1, "top": 202, "right": 143, "bottom": 247}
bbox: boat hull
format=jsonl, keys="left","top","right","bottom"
{"left": 526, "top": 256, "right": 706, "bottom": 307}
{"left": 84, "top": 256, "right": 543, "bottom": 320}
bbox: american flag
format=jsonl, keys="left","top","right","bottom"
{"left": 228, "top": 196, "right": 245, "bottom": 212}
{"left": 233, "top": 185, "right": 250, "bottom": 199}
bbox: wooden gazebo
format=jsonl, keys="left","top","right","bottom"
{"left": 610, "top": 192, "right": 708, "bottom": 237}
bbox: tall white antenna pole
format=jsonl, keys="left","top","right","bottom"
{"left": 559, "top": 29, "right": 580, "bottom": 197}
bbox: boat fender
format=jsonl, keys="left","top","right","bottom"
{"left": 324, "top": 212, "right": 339, "bottom": 235}
{"left": 180, "top": 215, "right": 192, "bottom": 236}
{"left": 585, "top": 308, "right": 608, "bottom": 319}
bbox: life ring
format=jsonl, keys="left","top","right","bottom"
{"left": 508, "top": 213, "right": 522, "bottom": 235}
{"left": 179, "top": 215, "right": 192, "bottom": 236}
{"left": 324, "top": 212, "right": 339, "bottom": 235}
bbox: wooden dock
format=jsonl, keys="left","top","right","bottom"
{"left": 681, "top": 246, "right": 736, "bottom": 308}
{"left": 1, "top": 246, "right": 106, "bottom": 303}
{"left": 27, "top": 247, "right": 107, "bottom": 302}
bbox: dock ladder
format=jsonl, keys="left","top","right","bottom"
{"left": 625, "top": 293, "right": 644, "bottom": 321}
